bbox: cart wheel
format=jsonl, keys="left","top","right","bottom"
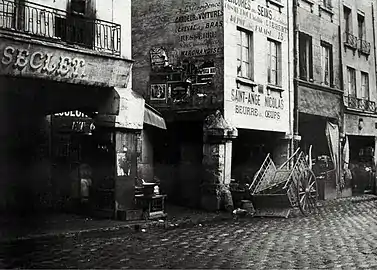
{"left": 297, "top": 168, "right": 318, "bottom": 216}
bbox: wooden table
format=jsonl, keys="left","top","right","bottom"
{"left": 134, "top": 194, "right": 167, "bottom": 220}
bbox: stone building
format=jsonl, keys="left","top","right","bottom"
{"left": 0, "top": 0, "right": 165, "bottom": 217}
{"left": 293, "top": 0, "right": 345, "bottom": 200}
{"left": 132, "top": 0, "right": 294, "bottom": 210}
{"left": 341, "top": 0, "right": 377, "bottom": 195}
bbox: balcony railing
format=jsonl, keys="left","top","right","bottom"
{"left": 344, "top": 95, "right": 376, "bottom": 113}
{"left": 0, "top": 0, "right": 121, "bottom": 56}
{"left": 344, "top": 32, "right": 358, "bottom": 49}
{"left": 358, "top": 39, "right": 371, "bottom": 55}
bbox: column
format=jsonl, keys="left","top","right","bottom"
{"left": 201, "top": 111, "right": 237, "bottom": 211}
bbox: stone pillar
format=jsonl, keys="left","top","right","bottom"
{"left": 201, "top": 111, "right": 237, "bottom": 211}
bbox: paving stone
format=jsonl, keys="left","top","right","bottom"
{"left": 1, "top": 197, "right": 377, "bottom": 268}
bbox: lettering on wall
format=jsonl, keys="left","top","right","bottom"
{"left": 1, "top": 46, "right": 86, "bottom": 78}
{"left": 53, "top": 110, "right": 95, "bottom": 133}
{"left": 175, "top": 1, "right": 223, "bottom": 57}
{"left": 231, "top": 88, "right": 284, "bottom": 121}
{"left": 225, "top": 2, "right": 288, "bottom": 41}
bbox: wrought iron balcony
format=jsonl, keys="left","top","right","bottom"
{"left": 344, "top": 32, "right": 358, "bottom": 49}
{"left": 344, "top": 95, "right": 376, "bottom": 113}
{"left": 0, "top": 0, "right": 121, "bottom": 56}
{"left": 358, "top": 39, "right": 371, "bottom": 55}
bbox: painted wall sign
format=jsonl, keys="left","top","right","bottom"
{"left": 225, "top": 85, "right": 288, "bottom": 131}
{"left": 174, "top": 1, "right": 223, "bottom": 57}
{"left": 54, "top": 110, "right": 90, "bottom": 118}
{"left": 52, "top": 110, "right": 95, "bottom": 133}
{"left": 224, "top": 1, "right": 288, "bottom": 41}
{"left": 223, "top": 0, "right": 290, "bottom": 132}
{"left": 2, "top": 45, "right": 86, "bottom": 78}
{"left": 0, "top": 37, "right": 132, "bottom": 87}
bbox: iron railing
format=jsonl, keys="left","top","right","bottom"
{"left": 344, "top": 32, "right": 358, "bottom": 49}
{"left": 358, "top": 39, "right": 371, "bottom": 55}
{"left": 0, "top": 0, "right": 121, "bottom": 56}
{"left": 344, "top": 95, "right": 376, "bottom": 113}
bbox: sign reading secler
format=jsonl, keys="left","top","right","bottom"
{"left": 0, "top": 37, "right": 132, "bottom": 87}
{"left": 2, "top": 45, "right": 87, "bottom": 78}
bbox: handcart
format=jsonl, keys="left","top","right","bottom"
{"left": 249, "top": 147, "right": 319, "bottom": 217}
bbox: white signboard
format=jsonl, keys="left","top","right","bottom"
{"left": 224, "top": 84, "right": 289, "bottom": 132}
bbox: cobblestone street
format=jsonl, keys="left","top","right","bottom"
{"left": 2, "top": 198, "right": 377, "bottom": 269}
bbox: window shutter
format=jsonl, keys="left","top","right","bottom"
{"left": 329, "top": 46, "right": 333, "bottom": 86}
{"left": 309, "top": 36, "right": 313, "bottom": 80}
{"left": 299, "top": 34, "right": 306, "bottom": 80}
{"left": 267, "top": 41, "right": 271, "bottom": 83}
{"left": 277, "top": 44, "right": 282, "bottom": 86}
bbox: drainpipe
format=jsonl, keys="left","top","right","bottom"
{"left": 287, "top": 0, "right": 293, "bottom": 158}
{"left": 292, "top": 0, "right": 299, "bottom": 151}
{"left": 372, "top": 2, "right": 377, "bottom": 172}
{"left": 372, "top": 2, "right": 377, "bottom": 96}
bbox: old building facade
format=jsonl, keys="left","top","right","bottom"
{"left": 132, "top": 0, "right": 294, "bottom": 210}
{"left": 341, "top": 0, "right": 377, "bottom": 196}
{"left": 0, "top": 0, "right": 165, "bottom": 217}
{"left": 294, "top": 0, "right": 345, "bottom": 200}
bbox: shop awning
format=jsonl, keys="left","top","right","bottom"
{"left": 144, "top": 104, "right": 166, "bottom": 129}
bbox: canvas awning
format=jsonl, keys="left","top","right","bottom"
{"left": 144, "top": 103, "right": 166, "bottom": 129}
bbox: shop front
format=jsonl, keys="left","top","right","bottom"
{"left": 344, "top": 113, "right": 377, "bottom": 196}
{"left": 297, "top": 84, "right": 345, "bottom": 200}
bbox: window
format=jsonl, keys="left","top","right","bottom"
{"left": 358, "top": 14, "right": 365, "bottom": 40}
{"left": 237, "top": 28, "right": 253, "bottom": 79}
{"left": 299, "top": 32, "right": 313, "bottom": 81}
{"left": 71, "top": 0, "right": 87, "bottom": 15}
{"left": 344, "top": 6, "right": 352, "bottom": 34}
{"left": 323, "top": 0, "right": 332, "bottom": 9}
{"left": 361, "top": 72, "right": 369, "bottom": 99}
{"left": 347, "top": 67, "right": 356, "bottom": 97}
{"left": 267, "top": 39, "right": 281, "bottom": 86}
{"left": 321, "top": 42, "right": 333, "bottom": 86}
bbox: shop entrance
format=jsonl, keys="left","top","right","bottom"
{"left": 299, "top": 113, "right": 339, "bottom": 200}
{"left": 50, "top": 112, "right": 116, "bottom": 216}
{"left": 231, "top": 129, "right": 276, "bottom": 185}
{"left": 348, "top": 135, "right": 375, "bottom": 195}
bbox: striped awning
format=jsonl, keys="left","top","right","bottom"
{"left": 144, "top": 104, "right": 166, "bottom": 129}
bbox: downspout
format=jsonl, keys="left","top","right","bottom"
{"left": 372, "top": 2, "right": 377, "bottom": 171}
{"left": 286, "top": 0, "right": 293, "bottom": 158}
{"left": 338, "top": 0, "right": 344, "bottom": 145}
{"left": 338, "top": 0, "right": 345, "bottom": 194}
{"left": 292, "top": 0, "right": 299, "bottom": 151}
{"left": 372, "top": 2, "right": 377, "bottom": 93}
